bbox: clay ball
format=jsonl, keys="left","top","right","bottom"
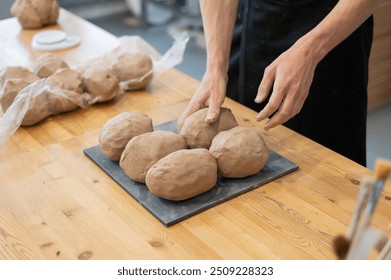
{"left": 0, "top": 66, "right": 39, "bottom": 89}
{"left": 120, "top": 131, "right": 186, "bottom": 183}
{"left": 82, "top": 66, "right": 119, "bottom": 103}
{"left": 112, "top": 53, "right": 153, "bottom": 90}
{"left": 11, "top": 0, "right": 59, "bottom": 29}
{"left": 99, "top": 112, "right": 153, "bottom": 161}
{"left": 209, "top": 126, "right": 270, "bottom": 178}
{"left": 146, "top": 148, "right": 217, "bottom": 201}
{"left": 33, "top": 53, "right": 69, "bottom": 78}
{"left": 47, "top": 68, "right": 83, "bottom": 93}
{"left": 46, "top": 68, "right": 84, "bottom": 113}
{"left": 0, "top": 66, "right": 40, "bottom": 112}
{"left": 1, "top": 79, "right": 35, "bottom": 112}
{"left": 21, "top": 69, "right": 84, "bottom": 126}
{"left": 180, "top": 107, "right": 238, "bottom": 149}
{"left": 20, "top": 83, "right": 53, "bottom": 126}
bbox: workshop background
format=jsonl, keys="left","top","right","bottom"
{"left": 1, "top": 0, "right": 390, "bottom": 170}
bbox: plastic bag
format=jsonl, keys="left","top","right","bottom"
{"left": 78, "top": 32, "right": 189, "bottom": 91}
{"left": 0, "top": 32, "right": 189, "bottom": 147}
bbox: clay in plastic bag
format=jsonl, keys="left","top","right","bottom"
{"left": 0, "top": 32, "right": 189, "bottom": 146}
{"left": 0, "top": 78, "right": 87, "bottom": 145}
{"left": 78, "top": 32, "right": 189, "bottom": 91}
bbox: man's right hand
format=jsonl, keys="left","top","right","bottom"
{"left": 177, "top": 70, "right": 227, "bottom": 130}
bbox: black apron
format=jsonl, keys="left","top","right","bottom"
{"left": 226, "top": 0, "right": 373, "bottom": 166}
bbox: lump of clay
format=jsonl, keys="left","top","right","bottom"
{"left": 11, "top": 0, "right": 59, "bottom": 29}
{"left": 0, "top": 66, "right": 39, "bottom": 89}
{"left": 21, "top": 68, "right": 83, "bottom": 126}
{"left": 180, "top": 107, "right": 238, "bottom": 149}
{"left": 1, "top": 79, "right": 36, "bottom": 112}
{"left": 82, "top": 66, "right": 119, "bottom": 103}
{"left": 45, "top": 68, "right": 83, "bottom": 113}
{"left": 47, "top": 68, "right": 83, "bottom": 93}
{"left": 111, "top": 53, "right": 153, "bottom": 90}
{"left": 209, "top": 126, "right": 270, "bottom": 178}
{"left": 146, "top": 148, "right": 217, "bottom": 201}
{"left": 99, "top": 112, "right": 153, "bottom": 161}
{"left": 0, "top": 66, "right": 40, "bottom": 112}
{"left": 33, "top": 53, "right": 69, "bottom": 78}
{"left": 18, "top": 82, "right": 54, "bottom": 126}
{"left": 120, "top": 131, "right": 186, "bottom": 183}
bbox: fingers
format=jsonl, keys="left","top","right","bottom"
{"left": 255, "top": 78, "right": 284, "bottom": 123}
{"left": 263, "top": 100, "right": 292, "bottom": 130}
{"left": 178, "top": 95, "right": 224, "bottom": 129}
{"left": 260, "top": 89, "right": 306, "bottom": 130}
{"left": 178, "top": 71, "right": 226, "bottom": 129}
{"left": 206, "top": 106, "right": 221, "bottom": 124}
{"left": 254, "top": 43, "right": 317, "bottom": 130}
{"left": 255, "top": 66, "right": 274, "bottom": 104}
{"left": 255, "top": 64, "right": 303, "bottom": 130}
{"left": 205, "top": 92, "right": 224, "bottom": 124}
{"left": 178, "top": 101, "right": 221, "bottom": 130}
{"left": 255, "top": 71, "right": 301, "bottom": 130}
{"left": 177, "top": 101, "right": 204, "bottom": 130}
{"left": 256, "top": 73, "right": 286, "bottom": 128}
{"left": 255, "top": 65, "right": 281, "bottom": 126}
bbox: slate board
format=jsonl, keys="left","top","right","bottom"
{"left": 84, "top": 120, "right": 299, "bottom": 227}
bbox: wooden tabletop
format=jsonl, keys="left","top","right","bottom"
{"left": 0, "top": 10, "right": 390, "bottom": 260}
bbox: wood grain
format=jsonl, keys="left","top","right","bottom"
{"left": 0, "top": 10, "right": 390, "bottom": 260}
{"left": 368, "top": 0, "right": 391, "bottom": 110}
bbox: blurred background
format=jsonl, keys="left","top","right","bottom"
{"left": 0, "top": 0, "right": 390, "bottom": 170}
{"left": 0, "top": 0, "right": 206, "bottom": 79}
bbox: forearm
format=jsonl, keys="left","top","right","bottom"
{"left": 200, "top": 0, "right": 239, "bottom": 74}
{"left": 298, "top": 0, "right": 382, "bottom": 63}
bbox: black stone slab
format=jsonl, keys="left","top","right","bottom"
{"left": 83, "top": 120, "right": 299, "bottom": 227}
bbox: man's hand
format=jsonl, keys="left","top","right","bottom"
{"left": 177, "top": 0, "right": 238, "bottom": 130}
{"left": 177, "top": 70, "right": 227, "bottom": 130}
{"left": 254, "top": 38, "right": 318, "bottom": 130}
{"left": 254, "top": 0, "right": 383, "bottom": 130}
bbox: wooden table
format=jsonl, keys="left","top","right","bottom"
{"left": 0, "top": 10, "right": 390, "bottom": 260}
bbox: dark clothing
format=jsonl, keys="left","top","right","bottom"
{"left": 226, "top": 0, "right": 374, "bottom": 166}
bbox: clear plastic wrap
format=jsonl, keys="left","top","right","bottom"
{"left": 78, "top": 32, "right": 189, "bottom": 91}
{"left": 1, "top": 79, "right": 76, "bottom": 145}
{"left": 0, "top": 33, "right": 189, "bottom": 146}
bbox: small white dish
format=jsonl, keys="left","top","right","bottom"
{"left": 32, "top": 30, "right": 80, "bottom": 51}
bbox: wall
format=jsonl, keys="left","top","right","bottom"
{"left": 0, "top": 0, "right": 13, "bottom": 19}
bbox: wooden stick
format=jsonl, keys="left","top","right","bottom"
{"left": 333, "top": 177, "right": 373, "bottom": 259}
{"left": 377, "top": 238, "right": 391, "bottom": 260}
{"left": 346, "top": 159, "right": 391, "bottom": 259}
